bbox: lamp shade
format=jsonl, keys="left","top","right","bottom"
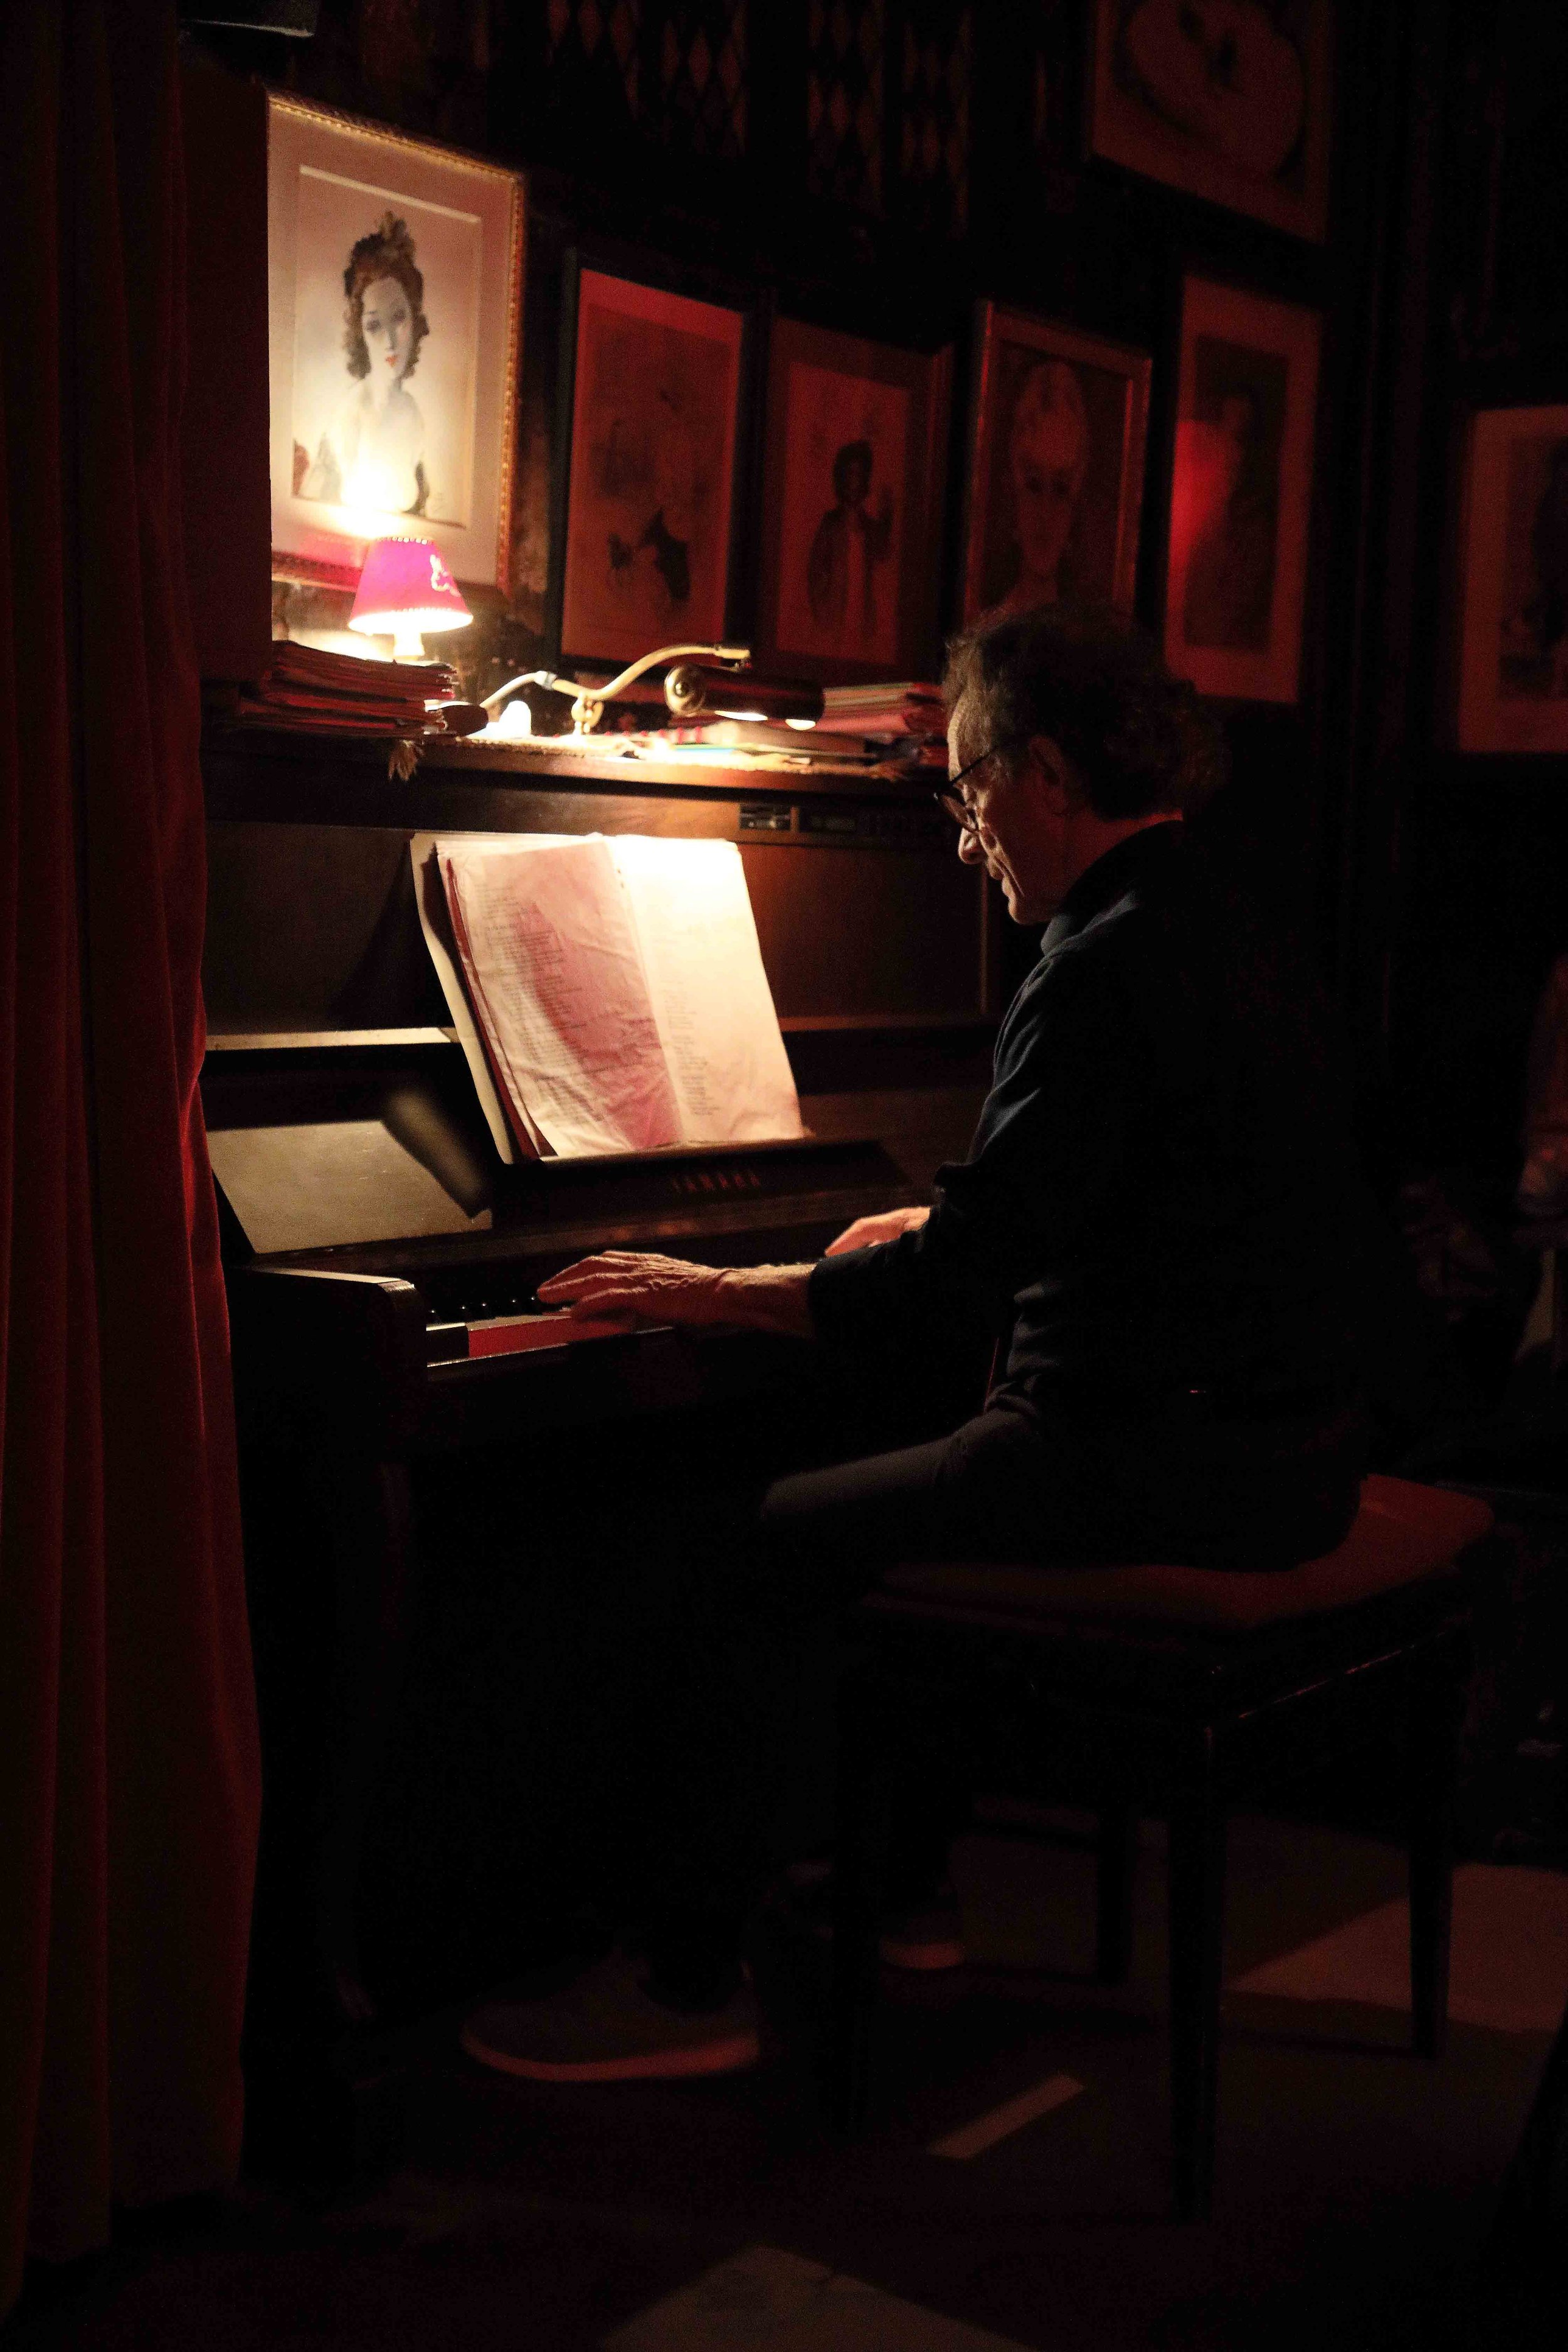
{"left": 349, "top": 537, "right": 472, "bottom": 659}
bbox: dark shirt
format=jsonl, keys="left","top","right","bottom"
{"left": 808, "top": 821, "right": 1365, "bottom": 1416}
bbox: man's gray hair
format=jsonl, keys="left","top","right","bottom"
{"left": 943, "top": 601, "right": 1227, "bottom": 820}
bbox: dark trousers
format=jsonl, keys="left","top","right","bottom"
{"left": 641, "top": 1389, "right": 1366, "bottom": 1995}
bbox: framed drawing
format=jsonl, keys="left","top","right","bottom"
{"left": 960, "top": 305, "right": 1150, "bottom": 625}
{"left": 1163, "top": 275, "right": 1320, "bottom": 704}
{"left": 267, "top": 95, "right": 524, "bottom": 592}
{"left": 554, "top": 261, "right": 750, "bottom": 667}
{"left": 1088, "top": 0, "right": 1334, "bottom": 243}
{"left": 753, "top": 320, "right": 951, "bottom": 683}
{"left": 1456, "top": 405, "right": 1568, "bottom": 753}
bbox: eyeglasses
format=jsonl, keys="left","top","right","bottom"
{"left": 932, "top": 734, "right": 1025, "bottom": 837}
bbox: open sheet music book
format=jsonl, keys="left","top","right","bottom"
{"left": 412, "top": 832, "right": 805, "bottom": 1162}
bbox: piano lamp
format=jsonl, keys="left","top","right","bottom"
{"left": 479, "top": 642, "right": 752, "bottom": 733}
{"left": 663, "top": 663, "right": 824, "bottom": 726}
{"left": 349, "top": 536, "right": 472, "bottom": 662}
{"left": 476, "top": 645, "right": 825, "bottom": 734}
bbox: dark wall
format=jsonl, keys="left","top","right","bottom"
{"left": 1373, "top": 2, "right": 1568, "bottom": 1180}
{"left": 189, "top": 1, "right": 1472, "bottom": 1091}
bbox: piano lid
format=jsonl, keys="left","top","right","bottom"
{"left": 204, "top": 1030, "right": 499, "bottom": 1255}
{"left": 207, "top": 1116, "right": 492, "bottom": 1254}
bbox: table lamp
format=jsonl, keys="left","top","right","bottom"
{"left": 349, "top": 536, "right": 472, "bottom": 662}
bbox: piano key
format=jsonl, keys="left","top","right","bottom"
{"left": 464, "top": 1309, "right": 669, "bottom": 1359}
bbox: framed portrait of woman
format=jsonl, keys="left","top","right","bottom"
{"left": 552, "top": 258, "right": 752, "bottom": 669}
{"left": 1163, "top": 275, "right": 1321, "bottom": 704}
{"left": 1088, "top": 0, "right": 1334, "bottom": 243}
{"left": 960, "top": 305, "right": 1151, "bottom": 627}
{"left": 267, "top": 95, "right": 524, "bottom": 592}
{"left": 752, "top": 321, "right": 951, "bottom": 684}
{"left": 1455, "top": 405, "right": 1568, "bottom": 753}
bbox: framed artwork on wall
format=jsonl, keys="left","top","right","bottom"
{"left": 960, "top": 304, "right": 1151, "bottom": 625}
{"left": 752, "top": 320, "right": 951, "bottom": 684}
{"left": 553, "top": 260, "right": 751, "bottom": 668}
{"left": 1456, "top": 404, "right": 1568, "bottom": 753}
{"left": 1163, "top": 274, "right": 1321, "bottom": 705}
{"left": 267, "top": 94, "right": 524, "bottom": 591}
{"left": 1087, "top": 0, "right": 1334, "bottom": 243}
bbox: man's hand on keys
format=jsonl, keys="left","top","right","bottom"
{"left": 538, "top": 1253, "right": 815, "bottom": 1338}
{"left": 823, "top": 1205, "right": 931, "bottom": 1256}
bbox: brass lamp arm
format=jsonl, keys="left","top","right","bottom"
{"left": 480, "top": 644, "right": 751, "bottom": 732}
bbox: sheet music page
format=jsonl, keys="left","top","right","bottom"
{"left": 607, "top": 837, "right": 805, "bottom": 1145}
{"left": 438, "top": 835, "right": 684, "bottom": 1157}
{"left": 411, "top": 835, "right": 534, "bottom": 1162}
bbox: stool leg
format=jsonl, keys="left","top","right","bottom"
{"left": 1408, "top": 1641, "right": 1462, "bottom": 2060}
{"left": 1167, "top": 1768, "right": 1227, "bottom": 2222}
{"left": 1094, "top": 1804, "right": 1138, "bottom": 1985}
{"left": 827, "top": 1663, "right": 895, "bottom": 2134}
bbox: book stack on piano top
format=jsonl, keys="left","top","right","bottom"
{"left": 204, "top": 640, "right": 458, "bottom": 738}
{"left": 815, "top": 682, "right": 947, "bottom": 770}
{"left": 560, "top": 682, "right": 948, "bottom": 771}
{"left": 815, "top": 681, "right": 945, "bottom": 738}
{"left": 412, "top": 830, "right": 805, "bottom": 1162}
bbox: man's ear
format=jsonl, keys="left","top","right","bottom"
{"left": 1026, "top": 736, "right": 1074, "bottom": 812}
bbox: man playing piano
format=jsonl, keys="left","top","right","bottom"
{"left": 461, "top": 602, "right": 1369, "bottom": 2084}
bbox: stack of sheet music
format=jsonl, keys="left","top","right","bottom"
{"left": 815, "top": 681, "right": 946, "bottom": 768}
{"left": 816, "top": 682, "right": 945, "bottom": 738}
{"left": 204, "top": 640, "right": 458, "bottom": 739}
{"left": 412, "top": 830, "right": 804, "bottom": 1161}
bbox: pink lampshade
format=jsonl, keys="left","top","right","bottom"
{"left": 349, "top": 537, "right": 472, "bottom": 659}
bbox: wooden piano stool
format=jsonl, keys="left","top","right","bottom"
{"left": 827, "top": 1475, "right": 1493, "bottom": 2220}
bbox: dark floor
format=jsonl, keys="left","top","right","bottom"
{"left": 7, "top": 1814, "right": 1564, "bottom": 2352}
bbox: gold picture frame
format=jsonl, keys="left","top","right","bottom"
{"left": 267, "top": 93, "right": 524, "bottom": 593}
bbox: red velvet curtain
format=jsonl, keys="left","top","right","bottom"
{"left": 0, "top": 0, "right": 261, "bottom": 2311}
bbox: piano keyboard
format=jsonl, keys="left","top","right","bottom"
{"left": 428, "top": 1308, "right": 671, "bottom": 1362}
{"left": 216, "top": 1126, "right": 926, "bottom": 1441}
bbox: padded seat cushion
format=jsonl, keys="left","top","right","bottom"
{"left": 872, "top": 1475, "right": 1494, "bottom": 1636}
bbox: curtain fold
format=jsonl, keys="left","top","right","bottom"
{"left": 0, "top": 0, "right": 262, "bottom": 2309}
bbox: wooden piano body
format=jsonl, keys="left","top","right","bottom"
{"left": 202, "top": 731, "right": 997, "bottom": 2129}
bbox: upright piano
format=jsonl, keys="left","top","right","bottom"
{"left": 202, "top": 728, "right": 998, "bottom": 2133}
{"left": 204, "top": 733, "right": 999, "bottom": 1453}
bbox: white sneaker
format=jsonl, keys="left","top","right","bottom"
{"left": 460, "top": 1951, "right": 760, "bottom": 2084}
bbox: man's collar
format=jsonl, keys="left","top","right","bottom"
{"left": 1042, "top": 819, "right": 1186, "bottom": 948}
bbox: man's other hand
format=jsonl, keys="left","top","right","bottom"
{"left": 823, "top": 1204, "right": 931, "bottom": 1256}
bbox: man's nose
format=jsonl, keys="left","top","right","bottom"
{"left": 956, "top": 829, "right": 983, "bottom": 867}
